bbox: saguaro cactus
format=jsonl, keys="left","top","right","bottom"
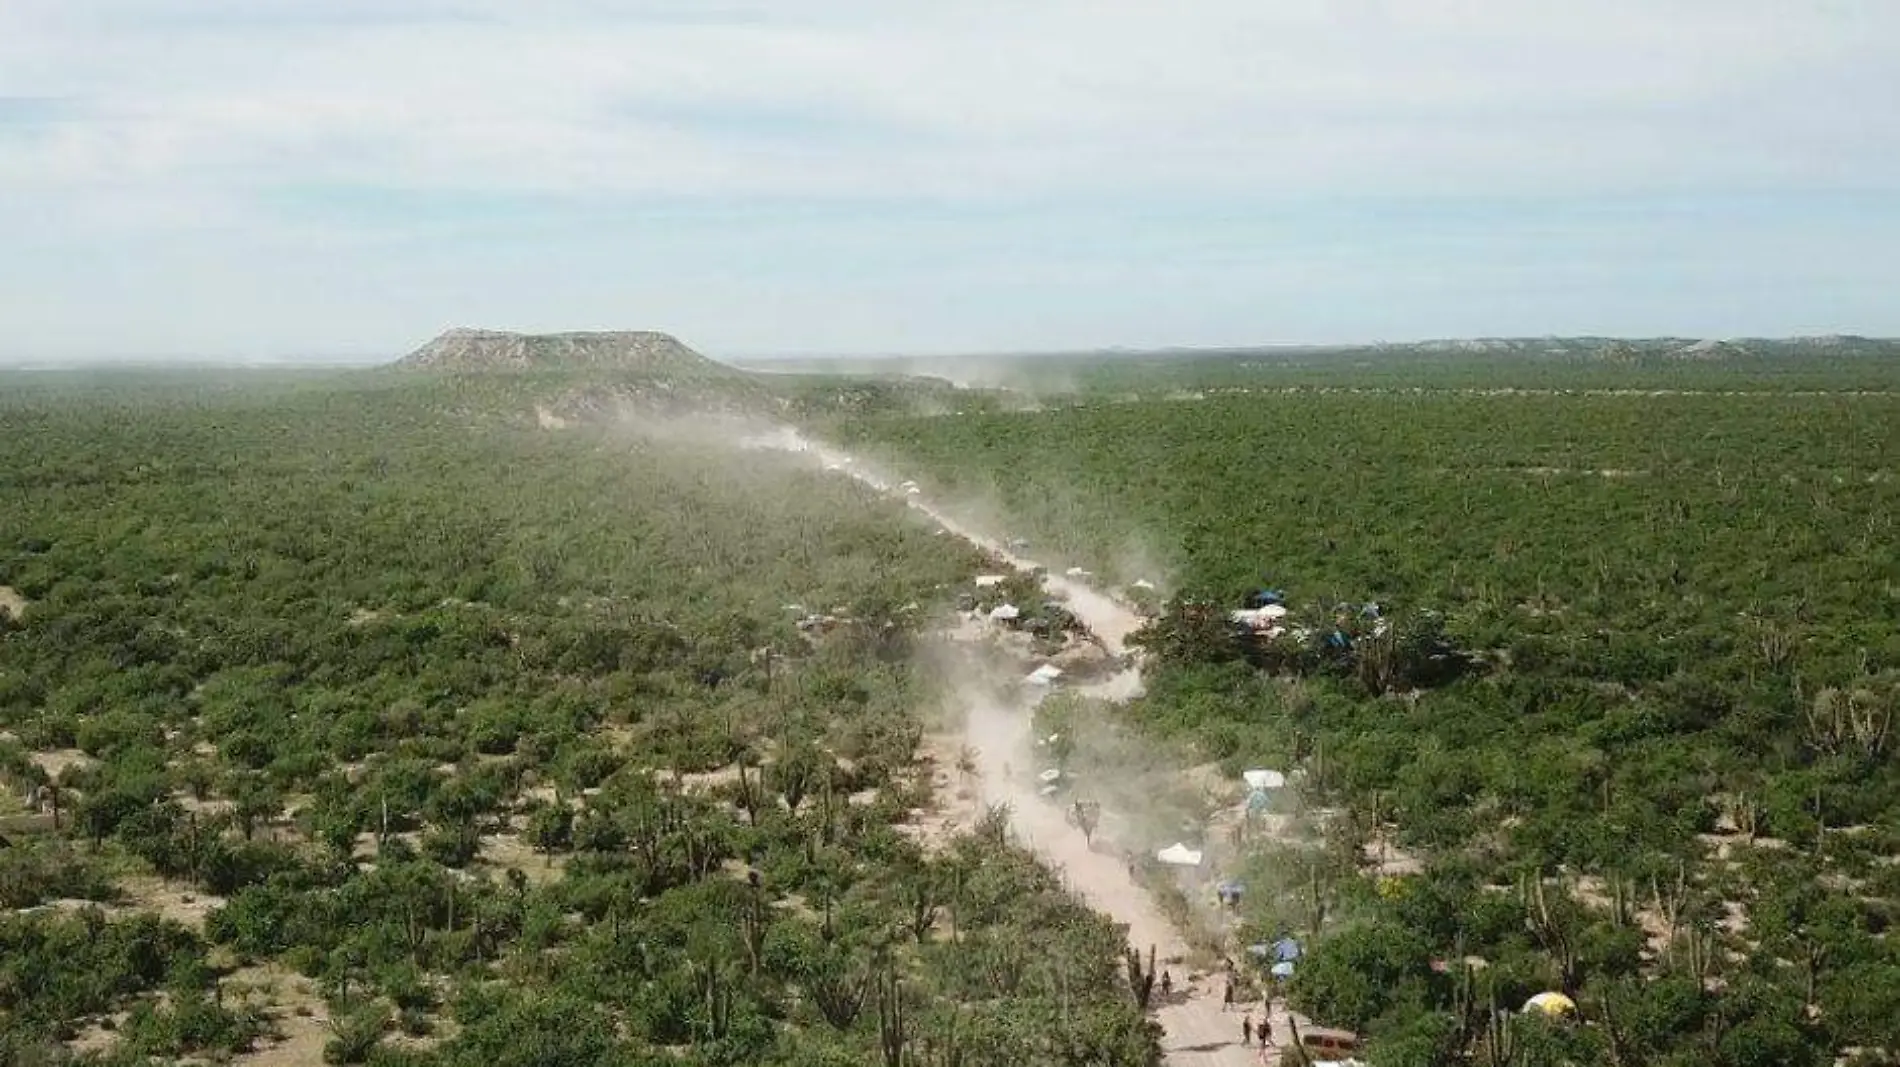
{"left": 877, "top": 967, "right": 907, "bottom": 1067}
{"left": 1124, "top": 944, "right": 1158, "bottom": 1010}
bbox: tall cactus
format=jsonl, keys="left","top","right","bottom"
{"left": 735, "top": 759, "right": 762, "bottom": 826}
{"left": 918, "top": 1005, "right": 966, "bottom": 1067}
{"left": 697, "top": 962, "right": 732, "bottom": 1043}
{"left": 810, "top": 952, "right": 871, "bottom": 1031}
{"left": 1477, "top": 990, "right": 1518, "bottom": 1067}
{"left": 877, "top": 966, "right": 907, "bottom": 1067}
{"left": 1123, "top": 943, "right": 1157, "bottom": 1010}
{"left": 1520, "top": 875, "right": 1581, "bottom": 994}
{"left": 740, "top": 875, "right": 769, "bottom": 975}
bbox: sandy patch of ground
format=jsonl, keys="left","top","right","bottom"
{"left": 1364, "top": 835, "right": 1424, "bottom": 877}
{"left": 177, "top": 793, "right": 238, "bottom": 817}
{"left": 67, "top": 1013, "right": 130, "bottom": 1057}
{"left": 656, "top": 764, "right": 745, "bottom": 792}
{"left": 228, "top": 964, "right": 331, "bottom": 1067}
{"left": 900, "top": 732, "right": 985, "bottom": 852}
{"left": 30, "top": 748, "right": 98, "bottom": 779}
{"left": 478, "top": 831, "right": 567, "bottom": 886}
{"left": 119, "top": 873, "right": 225, "bottom": 931}
{"left": 0, "top": 586, "right": 26, "bottom": 620}
{"left": 351, "top": 830, "right": 425, "bottom": 864}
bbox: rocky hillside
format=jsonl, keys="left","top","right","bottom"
{"left": 396, "top": 329, "right": 742, "bottom": 378}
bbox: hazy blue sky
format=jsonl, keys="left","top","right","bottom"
{"left": 3, "top": 1, "right": 1898, "bottom": 361}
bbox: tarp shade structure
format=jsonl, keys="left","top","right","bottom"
{"left": 1272, "top": 938, "right": 1302, "bottom": 961}
{"left": 1270, "top": 961, "right": 1296, "bottom": 978}
{"left": 974, "top": 575, "right": 1008, "bottom": 588}
{"left": 1155, "top": 843, "right": 1203, "bottom": 867}
{"left": 1243, "top": 769, "right": 1287, "bottom": 790}
{"left": 988, "top": 604, "right": 1021, "bottom": 621}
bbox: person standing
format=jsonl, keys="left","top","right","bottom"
{"left": 1223, "top": 981, "right": 1236, "bottom": 1012}
{"left": 1242, "top": 1015, "right": 1254, "bottom": 1046}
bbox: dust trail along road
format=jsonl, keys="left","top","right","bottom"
{"left": 746, "top": 428, "right": 1306, "bottom": 1065}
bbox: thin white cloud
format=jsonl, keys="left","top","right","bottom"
{"left": 8, "top": 0, "right": 1897, "bottom": 200}
{"left": 2, "top": 0, "right": 1897, "bottom": 355}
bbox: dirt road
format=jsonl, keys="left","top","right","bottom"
{"left": 951, "top": 675, "right": 1302, "bottom": 1066}
{"left": 748, "top": 428, "right": 1311, "bottom": 1065}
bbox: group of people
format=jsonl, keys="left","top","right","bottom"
{"left": 1239, "top": 1010, "right": 1276, "bottom": 1051}
{"left": 1223, "top": 959, "right": 1279, "bottom": 1051}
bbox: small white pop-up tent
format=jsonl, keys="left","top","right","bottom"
{"left": 1243, "top": 769, "right": 1287, "bottom": 791}
{"left": 1025, "top": 663, "right": 1064, "bottom": 686}
{"left": 988, "top": 604, "right": 1021, "bottom": 621}
{"left": 1155, "top": 843, "right": 1204, "bottom": 867}
{"left": 974, "top": 575, "right": 1009, "bottom": 588}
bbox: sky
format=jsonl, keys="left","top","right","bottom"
{"left": 2, "top": 1, "right": 1898, "bottom": 362}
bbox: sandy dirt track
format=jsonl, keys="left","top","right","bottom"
{"left": 750, "top": 428, "right": 1313, "bottom": 1065}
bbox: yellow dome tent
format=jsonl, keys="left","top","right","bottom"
{"left": 1523, "top": 992, "right": 1577, "bottom": 1017}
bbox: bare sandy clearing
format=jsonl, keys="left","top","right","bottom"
{"left": 901, "top": 732, "right": 984, "bottom": 852}
{"left": 30, "top": 748, "right": 98, "bottom": 779}
{"left": 0, "top": 585, "right": 26, "bottom": 619}
{"left": 67, "top": 1012, "right": 129, "bottom": 1057}
{"left": 228, "top": 963, "right": 331, "bottom": 1067}
{"left": 120, "top": 873, "right": 225, "bottom": 931}
{"left": 479, "top": 831, "right": 567, "bottom": 886}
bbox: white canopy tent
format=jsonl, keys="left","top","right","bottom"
{"left": 1155, "top": 843, "right": 1204, "bottom": 867}
{"left": 1243, "top": 769, "right": 1287, "bottom": 790}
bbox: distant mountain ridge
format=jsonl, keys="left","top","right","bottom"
{"left": 1374, "top": 335, "right": 1892, "bottom": 361}
{"left": 396, "top": 329, "right": 742, "bottom": 377}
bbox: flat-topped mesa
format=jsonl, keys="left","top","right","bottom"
{"left": 396, "top": 328, "right": 741, "bottom": 377}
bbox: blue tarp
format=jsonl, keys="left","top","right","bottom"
{"left": 1247, "top": 788, "right": 1272, "bottom": 812}
{"left": 1248, "top": 938, "right": 1303, "bottom": 964}
{"left": 1248, "top": 589, "right": 1287, "bottom": 607}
